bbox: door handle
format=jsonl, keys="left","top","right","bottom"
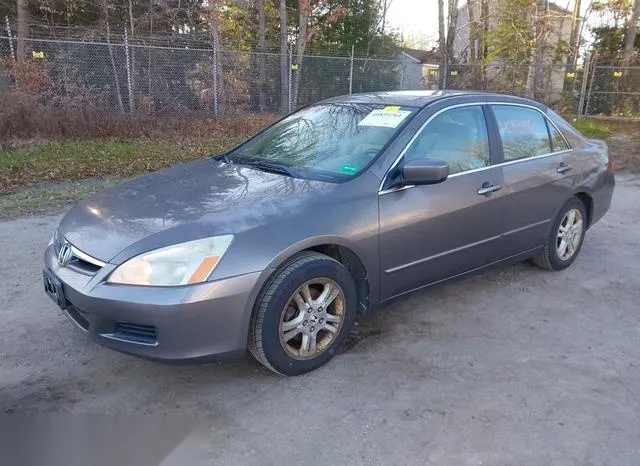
{"left": 557, "top": 162, "right": 572, "bottom": 174}
{"left": 477, "top": 183, "right": 503, "bottom": 196}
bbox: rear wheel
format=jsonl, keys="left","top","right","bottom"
{"left": 533, "top": 197, "right": 587, "bottom": 271}
{"left": 249, "top": 252, "right": 357, "bottom": 376}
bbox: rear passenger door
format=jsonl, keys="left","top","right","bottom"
{"left": 489, "top": 104, "right": 574, "bottom": 256}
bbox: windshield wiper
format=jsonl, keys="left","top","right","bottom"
{"left": 234, "top": 160, "right": 299, "bottom": 178}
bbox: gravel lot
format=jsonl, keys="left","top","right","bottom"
{"left": 1, "top": 173, "right": 639, "bottom": 465}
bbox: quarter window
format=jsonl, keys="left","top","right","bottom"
{"left": 403, "top": 106, "right": 490, "bottom": 175}
{"left": 548, "top": 122, "right": 570, "bottom": 152}
{"left": 492, "top": 105, "right": 553, "bottom": 161}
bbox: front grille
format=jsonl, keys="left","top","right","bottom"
{"left": 111, "top": 322, "right": 158, "bottom": 346}
{"left": 53, "top": 234, "right": 104, "bottom": 276}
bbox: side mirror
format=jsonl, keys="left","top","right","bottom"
{"left": 401, "top": 158, "right": 449, "bottom": 186}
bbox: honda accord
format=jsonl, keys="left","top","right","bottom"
{"left": 43, "top": 91, "right": 615, "bottom": 375}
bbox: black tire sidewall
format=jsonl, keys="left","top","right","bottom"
{"left": 258, "top": 258, "right": 357, "bottom": 376}
{"left": 546, "top": 198, "right": 587, "bottom": 270}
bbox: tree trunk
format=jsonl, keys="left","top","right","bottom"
{"left": 446, "top": 0, "right": 459, "bottom": 87}
{"left": 438, "top": 0, "right": 446, "bottom": 88}
{"left": 467, "top": 0, "right": 479, "bottom": 87}
{"left": 101, "top": 0, "right": 125, "bottom": 114}
{"left": 568, "top": 0, "right": 582, "bottom": 67}
{"left": 622, "top": 0, "right": 640, "bottom": 66}
{"left": 257, "top": 0, "right": 266, "bottom": 112}
{"left": 17, "top": 0, "right": 28, "bottom": 64}
{"left": 480, "top": 0, "right": 489, "bottom": 88}
{"left": 525, "top": 0, "right": 546, "bottom": 99}
{"left": 446, "top": 0, "right": 459, "bottom": 60}
{"left": 292, "top": 1, "right": 310, "bottom": 109}
{"left": 279, "top": 0, "right": 289, "bottom": 113}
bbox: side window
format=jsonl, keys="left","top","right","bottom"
{"left": 403, "top": 106, "right": 490, "bottom": 175}
{"left": 492, "top": 105, "right": 552, "bottom": 161}
{"left": 547, "top": 121, "right": 570, "bottom": 152}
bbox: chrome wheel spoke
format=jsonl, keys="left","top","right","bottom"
{"left": 573, "top": 219, "right": 583, "bottom": 232}
{"left": 282, "top": 327, "right": 302, "bottom": 342}
{"left": 566, "top": 209, "right": 576, "bottom": 227}
{"left": 301, "top": 285, "right": 313, "bottom": 306}
{"left": 323, "top": 323, "right": 339, "bottom": 334}
{"left": 300, "top": 333, "right": 311, "bottom": 356}
{"left": 558, "top": 239, "right": 568, "bottom": 257}
{"left": 281, "top": 314, "right": 304, "bottom": 332}
{"left": 325, "top": 313, "right": 341, "bottom": 323}
{"left": 293, "top": 293, "right": 307, "bottom": 312}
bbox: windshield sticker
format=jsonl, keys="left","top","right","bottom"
{"left": 383, "top": 106, "right": 401, "bottom": 112}
{"left": 340, "top": 164, "right": 358, "bottom": 175}
{"left": 358, "top": 109, "right": 411, "bottom": 128}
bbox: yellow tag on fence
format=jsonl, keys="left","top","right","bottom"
{"left": 32, "top": 51, "right": 44, "bottom": 59}
{"left": 613, "top": 71, "right": 623, "bottom": 78}
{"left": 566, "top": 72, "right": 576, "bottom": 79}
{"left": 291, "top": 64, "right": 299, "bottom": 71}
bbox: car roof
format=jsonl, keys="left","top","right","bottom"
{"left": 320, "top": 90, "right": 545, "bottom": 109}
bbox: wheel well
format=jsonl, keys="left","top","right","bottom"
{"left": 574, "top": 192, "right": 593, "bottom": 228}
{"left": 307, "top": 244, "right": 370, "bottom": 314}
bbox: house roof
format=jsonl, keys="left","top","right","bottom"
{"left": 401, "top": 48, "right": 440, "bottom": 65}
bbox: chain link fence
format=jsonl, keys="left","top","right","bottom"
{"left": 1, "top": 35, "right": 639, "bottom": 122}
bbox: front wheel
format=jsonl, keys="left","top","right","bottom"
{"left": 248, "top": 252, "right": 357, "bottom": 376}
{"left": 533, "top": 197, "right": 587, "bottom": 271}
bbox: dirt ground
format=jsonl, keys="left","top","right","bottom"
{"left": 1, "top": 174, "right": 639, "bottom": 465}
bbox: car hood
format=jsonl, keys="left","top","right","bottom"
{"left": 58, "top": 158, "right": 335, "bottom": 263}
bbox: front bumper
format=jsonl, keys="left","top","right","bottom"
{"left": 44, "top": 244, "right": 261, "bottom": 362}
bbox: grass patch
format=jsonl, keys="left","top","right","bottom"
{"left": 0, "top": 137, "right": 240, "bottom": 195}
{"left": 0, "top": 114, "right": 276, "bottom": 194}
{"left": 572, "top": 119, "right": 613, "bottom": 139}
{"left": 0, "top": 178, "right": 119, "bottom": 219}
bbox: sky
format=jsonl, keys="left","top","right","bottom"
{"left": 386, "top": 0, "right": 598, "bottom": 50}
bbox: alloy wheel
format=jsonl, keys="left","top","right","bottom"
{"left": 556, "top": 208, "right": 583, "bottom": 261}
{"left": 278, "top": 278, "right": 346, "bottom": 360}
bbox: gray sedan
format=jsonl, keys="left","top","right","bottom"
{"left": 43, "top": 91, "right": 615, "bottom": 375}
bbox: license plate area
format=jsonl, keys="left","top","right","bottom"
{"left": 43, "top": 269, "right": 68, "bottom": 310}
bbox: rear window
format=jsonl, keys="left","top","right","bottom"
{"left": 546, "top": 109, "right": 583, "bottom": 148}
{"left": 492, "top": 105, "right": 552, "bottom": 161}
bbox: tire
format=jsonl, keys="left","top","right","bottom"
{"left": 533, "top": 197, "right": 588, "bottom": 271}
{"left": 248, "top": 251, "right": 358, "bottom": 376}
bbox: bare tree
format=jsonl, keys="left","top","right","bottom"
{"left": 17, "top": 0, "right": 28, "bottom": 64}
{"left": 292, "top": 0, "right": 311, "bottom": 109}
{"left": 438, "top": 0, "right": 446, "bottom": 88}
{"left": 280, "top": 0, "right": 289, "bottom": 113}
{"left": 446, "top": 0, "right": 460, "bottom": 67}
{"left": 257, "top": 0, "right": 266, "bottom": 112}
{"left": 100, "top": 0, "right": 125, "bottom": 114}
{"left": 525, "top": 0, "right": 548, "bottom": 98}
{"left": 622, "top": 0, "right": 640, "bottom": 65}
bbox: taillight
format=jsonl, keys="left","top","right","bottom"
{"left": 606, "top": 149, "right": 614, "bottom": 173}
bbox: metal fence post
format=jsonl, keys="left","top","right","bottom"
{"left": 213, "top": 35, "right": 219, "bottom": 117}
{"left": 124, "top": 29, "right": 134, "bottom": 114}
{"left": 577, "top": 53, "right": 590, "bottom": 117}
{"left": 288, "top": 46, "right": 293, "bottom": 113}
{"left": 584, "top": 55, "right": 598, "bottom": 117}
{"left": 400, "top": 49, "right": 405, "bottom": 90}
{"left": 5, "top": 15, "right": 15, "bottom": 62}
{"left": 349, "top": 44, "right": 354, "bottom": 95}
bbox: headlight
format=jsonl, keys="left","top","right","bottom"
{"left": 107, "top": 235, "right": 233, "bottom": 286}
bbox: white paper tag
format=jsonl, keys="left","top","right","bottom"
{"left": 358, "top": 109, "right": 411, "bottom": 128}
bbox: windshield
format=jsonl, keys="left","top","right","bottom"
{"left": 227, "top": 103, "right": 418, "bottom": 181}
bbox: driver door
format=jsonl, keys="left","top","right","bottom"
{"left": 378, "top": 104, "right": 506, "bottom": 299}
